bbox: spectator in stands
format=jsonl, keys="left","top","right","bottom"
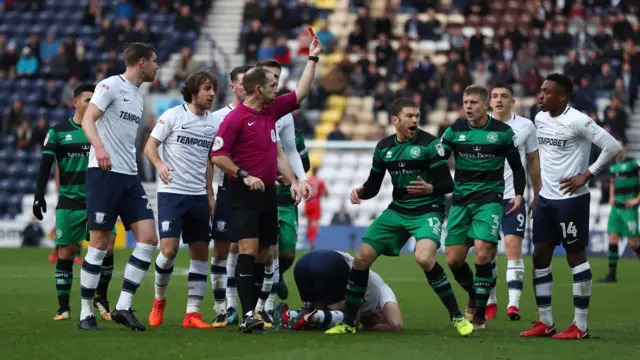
{"left": 404, "top": 12, "right": 423, "bottom": 41}
{"left": 245, "top": 19, "right": 264, "bottom": 62}
{"left": 39, "top": 32, "right": 61, "bottom": 64}
{"left": 321, "top": 64, "right": 348, "bottom": 95}
{"left": 331, "top": 205, "right": 353, "bottom": 226}
{"left": 21, "top": 216, "right": 44, "bottom": 248}
{"left": 446, "top": 62, "right": 473, "bottom": 90}
{"left": 466, "top": 0, "right": 489, "bottom": 16}
{"left": 471, "top": 61, "right": 490, "bottom": 87}
{"left": 315, "top": 21, "right": 336, "bottom": 54}
{"left": 62, "top": 34, "right": 77, "bottom": 68}
{"left": 15, "top": 119, "right": 32, "bottom": 150}
{"left": 563, "top": 50, "right": 584, "bottom": 81}
{"left": 327, "top": 123, "right": 347, "bottom": 141}
{"left": 270, "top": 8, "right": 289, "bottom": 34}
{"left": 489, "top": 61, "right": 515, "bottom": 86}
{"left": 273, "top": 35, "right": 291, "bottom": 66}
{"left": 613, "top": 11, "right": 632, "bottom": 41}
{"left": 422, "top": 8, "right": 442, "bottom": 41}
{"left": 264, "top": 0, "right": 286, "bottom": 21}
{"left": 174, "top": 5, "right": 198, "bottom": 34}
{"left": 243, "top": 0, "right": 262, "bottom": 24}
{"left": 373, "top": 80, "right": 393, "bottom": 121}
{"left": 0, "top": 35, "right": 6, "bottom": 57}
{"left": 133, "top": 19, "right": 153, "bottom": 44}
{"left": 573, "top": 26, "right": 597, "bottom": 51}
{"left": 98, "top": 19, "right": 119, "bottom": 51}
{"left": 71, "top": 44, "right": 91, "bottom": 81}
{"left": 387, "top": 49, "right": 410, "bottom": 82}
{"left": 41, "top": 80, "right": 61, "bottom": 108}
{"left": 573, "top": 75, "right": 597, "bottom": 111}
{"left": 49, "top": 46, "right": 69, "bottom": 79}
{"left": 612, "top": 78, "right": 630, "bottom": 107}
{"left": 593, "top": 23, "right": 612, "bottom": 50}
{"left": 521, "top": 67, "right": 544, "bottom": 96}
{"left": 620, "top": 62, "right": 638, "bottom": 107}
{"left": 25, "top": 34, "right": 40, "bottom": 60}
{"left": 448, "top": 26, "right": 465, "bottom": 51}
{"left": 2, "top": 99, "right": 29, "bottom": 136}
{"left": 374, "top": 33, "right": 394, "bottom": 67}
{"left": 0, "top": 41, "right": 18, "bottom": 79}
{"left": 631, "top": 22, "right": 640, "bottom": 44}
{"left": 422, "top": 78, "right": 440, "bottom": 110}
{"left": 174, "top": 47, "right": 201, "bottom": 82}
{"left": 364, "top": 62, "right": 382, "bottom": 91}
{"left": 257, "top": 38, "right": 275, "bottom": 62}
{"left": 446, "top": 82, "right": 463, "bottom": 111}
{"left": 603, "top": 95, "right": 628, "bottom": 141}
{"left": 596, "top": 63, "right": 618, "bottom": 91}
{"left": 294, "top": 0, "right": 318, "bottom": 28}
{"left": 374, "top": 8, "right": 392, "bottom": 39}
{"left": 83, "top": 0, "right": 102, "bottom": 26}
{"left": 349, "top": 65, "right": 367, "bottom": 97}
{"left": 16, "top": 47, "right": 38, "bottom": 78}
{"left": 114, "top": 0, "right": 134, "bottom": 20}
{"left": 469, "top": 26, "right": 485, "bottom": 60}
{"left": 498, "top": 38, "right": 516, "bottom": 63}
{"left": 118, "top": 19, "right": 137, "bottom": 46}
{"left": 348, "top": 23, "right": 368, "bottom": 52}
{"left": 30, "top": 116, "right": 47, "bottom": 151}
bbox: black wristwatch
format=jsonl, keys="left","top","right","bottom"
{"left": 308, "top": 55, "right": 319, "bottom": 63}
{"left": 237, "top": 169, "right": 249, "bottom": 181}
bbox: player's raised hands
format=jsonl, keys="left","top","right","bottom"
{"left": 560, "top": 172, "right": 590, "bottom": 195}
{"left": 350, "top": 186, "right": 364, "bottom": 204}
{"left": 406, "top": 176, "right": 434, "bottom": 195}
{"left": 157, "top": 162, "right": 174, "bottom": 184}
{"left": 96, "top": 146, "right": 111, "bottom": 171}
{"left": 506, "top": 194, "right": 523, "bottom": 216}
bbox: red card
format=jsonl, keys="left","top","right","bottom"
{"left": 308, "top": 27, "right": 316, "bottom": 38}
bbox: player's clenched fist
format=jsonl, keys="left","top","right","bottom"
{"left": 156, "top": 162, "right": 174, "bottom": 184}
{"left": 95, "top": 146, "right": 111, "bottom": 171}
{"left": 350, "top": 186, "right": 364, "bottom": 205}
{"left": 243, "top": 175, "right": 265, "bottom": 191}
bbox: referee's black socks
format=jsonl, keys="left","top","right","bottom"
{"left": 344, "top": 267, "right": 369, "bottom": 326}
{"left": 252, "top": 261, "right": 265, "bottom": 310}
{"left": 236, "top": 254, "right": 256, "bottom": 316}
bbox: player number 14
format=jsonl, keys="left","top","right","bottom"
{"left": 560, "top": 221, "right": 577, "bottom": 238}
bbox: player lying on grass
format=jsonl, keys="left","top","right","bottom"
{"left": 324, "top": 98, "right": 473, "bottom": 336}
{"left": 273, "top": 250, "right": 402, "bottom": 331}
{"left": 33, "top": 84, "right": 117, "bottom": 322}
{"left": 145, "top": 72, "right": 219, "bottom": 329}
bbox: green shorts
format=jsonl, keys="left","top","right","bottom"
{"left": 607, "top": 206, "right": 639, "bottom": 238}
{"left": 55, "top": 209, "right": 117, "bottom": 246}
{"left": 278, "top": 205, "right": 298, "bottom": 253}
{"left": 445, "top": 202, "right": 502, "bottom": 246}
{"left": 362, "top": 209, "right": 443, "bottom": 257}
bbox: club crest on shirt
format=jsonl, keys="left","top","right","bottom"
{"left": 487, "top": 132, "right": 498, "bottom": 143}
{"left": 204, "top": 125, "right": 215, "bottom": 136}
{"left": 161, "top": 221, "right": 171, "bottom": 232}
{"left": 410, "top": 147, "right": 421, "bottom": 158}
{"left": 212, "top": 136, "right": 224, "bottom": 151}
{"left": 271, "top": 129, "right": 277, "bottom": 143}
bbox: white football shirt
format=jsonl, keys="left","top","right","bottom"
{"left": 337, "top": 251, "right": 398, "bottom": 313}
{"left": 276, "top": 112, "right": 308, "bottom": 181}
{"left": 503, "top": 114, "right": 538, "bottom": 199}
{"left": 151, "top": 105, "right": 220, "bottom": 195}
{"left": 211, "top": 104, "right": 234, "bottom": 185}
{"left": 89, "top": 75, "right": 144, "bottom": 175}
{"left": 535, "top": 106, "right": 615, "bottom": 199}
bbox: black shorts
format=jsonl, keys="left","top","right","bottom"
{"left": 293, "top": 250, "right": 350, "bottom": 305}
{"left": 532, "top": 193, "right": 590, "bottom": 250}
{"left": 228, "top": 181, "right": 278, "bottom": 246}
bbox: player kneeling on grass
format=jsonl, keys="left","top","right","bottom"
{"left": 33, "top": 84, "right": 117, "bottom": 321}
{"left": 325, "top": 98, "right": 473, "bottom": 336}
{"left": 273, "top": 250, "right": 402, "bottom": 331}
{"left": 144, "top": 72, "right": 219, "bottom": 329}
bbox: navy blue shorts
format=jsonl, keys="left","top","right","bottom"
{"left": 86, "top": 169, "right": 155, "bottom": 231}
{"left": 502, "top": 199, "right": 527, "bottom": 238}
{"left": 293, "top": 250, "right": 350, "bottom": 305}
{"left": 532, "top": 194, "right": 591, "bottom": 249}
{"left": 211, "top": 185, "right": 235, "bottom": 242}
{"left": 158, "top": 192, "right": 210, "bottom": 244}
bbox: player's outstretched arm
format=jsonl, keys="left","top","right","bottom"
{"left": 294, "top": 36, "right": 322, "bottom": 104}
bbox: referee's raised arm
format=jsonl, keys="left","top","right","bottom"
{"left": 294, "top": 36, "right": 323, "bottom": 103}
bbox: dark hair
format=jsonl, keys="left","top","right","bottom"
{"left": 391, "top": 98, "right": 419, "bottom": 116}
{"left": 463, "top": 84, "right": 490, "bottom": 101}
{"left": 242, "top": 67, "right": 270, "bottom": 95}
{"left": 491, "top": 83, "right": 514, "bottom": 96}
{"left": 123, "top": 43, "right": 156, "bottom": 66}
{"left": 546, "top": 73, "right": 573, "bottom": 95}
{"left": 230, "top": 65, "right": 252, "bottom": 83}
{"left": 181, "top": 71, "right": 219, "bottom": 103}
{"left": 256, "top": 59, "right": 282, "bottom": 71}
{"left": 73, "top": 84, "right": 95, "bottom": 98}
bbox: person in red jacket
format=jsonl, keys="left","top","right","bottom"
{"left": 305, "top": 168, "right": 328, "bottom": 249}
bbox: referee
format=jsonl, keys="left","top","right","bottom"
{"left": 210, "top": 36, "right": 322, "bottom": 332}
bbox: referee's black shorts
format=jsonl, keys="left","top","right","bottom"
{"left": 228, "top": 181, "right": 278, "bottom": 246}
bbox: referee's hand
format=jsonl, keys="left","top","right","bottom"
{"left": 157, "top": 163, "right": 174, "bottom": 184}
{"left": 243, "top": 176, "right": 265, "bottom": 191}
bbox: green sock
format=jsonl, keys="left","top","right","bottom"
{"left": 474, "top": 263, "right": 493, "bottom": 321}
{"left": 96, "top": 255, "right": 114, "bottom": 299}
{"left": 608, "top": 244, "right": 619, "bottom": 277}
{"left": 425, "top": 262, "right": 461, "bottom": 319}
{"left": 55, "top": 259, "right": 74, "bottom": 311}
{"left": 344, "top": 268, "right": 368, "bottom": 326}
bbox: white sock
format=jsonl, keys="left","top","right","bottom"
{"left": 255, "top": 261, "right": 275, "bottom": 313}
{"left": 186, "top": 260, "right": 209, "bottom": 314}
{"left": 80, "top": 247, "right": 106, "bottom": 319}
{"left": 507, "top": 259, "right": 525, "bottom": 308}
{"left": 211, "top": 258, "right": 227, "bottom": 315}
{"left": 115, "top": 243, "right": 155, "bottom": 311}
{"left": 154, "top": 252, "right": 175, "bottom": 301}
{"left": 226, "top": 252, "right": 238, "bottom": 310}
{"left": 487, "top": 258, "right": 498, "bottom": 305}
{"left": 572, "top": 262, "right": 592, "bottom": 331}
{"left": 265, "top": 258, "right": 280, "bottom": 312}
{"left": 312, "top": 310, "right": 344, "bottom": 328}
{"left": 533, "top": 266, "right": 553, "bottom": 327}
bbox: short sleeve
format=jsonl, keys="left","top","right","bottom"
{"left": 210, "top": 113, "right": 241, "bottom": 158}
{"left": 505, "top": 127, "right": 518, "bottom": 154}
{"left": 440, "top": 127, "right": 454, "bottom": 157}
{"left": 266, "top": 91, "right": 300, "bottom": 121}
{"left": 523, "top": 122, "right": 538, "bottom": 153}
{"left": 150, "top": 109, "right": 175, "bottom": 143}
{"left": 427, "top": 139, "right": 448, "bottom": 168}
{"left": 90, "top": 80, "right": 115, "bottom": 112}
{"left": 573, "top": 114, "right": 606, "bottom": 145}
{"left": 372, "top": 146, "right": 386, "bottom": 173}
{"left": 42, "top": 128, "right": 57, "bottom": 156}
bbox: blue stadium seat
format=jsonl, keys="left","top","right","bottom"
{"left": 25, "top": 164, "right": 39, "bottom": 177}
{"left": 0, "top": 24, "right": 9, "bottom": 36}
{"left": 0, "top": 149, "right": 10, "bottom": 163}
{"left": 29, "top": 152, "right": 42, "bottom": 164}
{"left": 0, "top": 179, "right": 10, "bottom": 192}
{"left": 0, "top": 162, "right": 7, "bottom": 178}
{"left": 26, "top": 179, "right": 37, "bottom": 194}
{"left": 19, "top": 11, "right": 35, "bottom": 23}
{"left": 14, "top": 150, "right": 28, "bottom": 165}
{"left": 37, "top": 10, "right": 54, "bottom": 23}
{"left": 25, "top": 93, "right": 41, "bottom": 105}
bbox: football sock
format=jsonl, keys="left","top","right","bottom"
{"left": 226, "top": 252, "right": 238, "bottom": 309}
{"left": 55, "top": 258, "right": 73, "bottom": 311}
{"left": 473, "top": 262, "right": 493, "bottom": 321}
{"left": 115, "top": 243, "right": 154, "bottom": 311}
{"left": 252, "top": 262, "right": 265, "bottom": 310}
{"left": 266, "top": 258, "right": 279, "bottom": 312}
{"left": 608, "top": 244, "right": 618, "bottom": 278}
{"left": 312, "top": 310, "right": 344, "bottom": 328}
{"left": 533, "top": 266, "right": 553, "bottom": 326}
{"left": 279, "top": 256, "right": 294, "bottom": 278}
{"left": 96, "top": 254, "right": 114, "bottom": 299}
{"left": 506, "top": 259, "right": 525, "bottom": 308}
{"left": 572, "top": 262, "right": 592, "bottom": 332}
{"left": 80, "top": 247, "right": 106, "bottom": 319}
{"left": 344, "top": 268, "right": 369, "bottom": 326}
{"left": 154, "top": 252, "right": 175, "bottom": 301}
{"left": 186, "top": 260, "right": 208, "bottom": 314}
{"left": 255, "top": 261, "right": 275, "bottom": 313}
{"left": 487, "top": 258, "right": 497, "bottom": 306}
{"left": 235, "top": 254, "right": 255, "bottom": 316}
{"left": 451, "top": 262, "right": 475, "bottom": 299}
{"left": 210, "top": 258, "right": 227, "bottom": 315}
{"left": 424, "top": 262, "right": 461, "bottom": 319}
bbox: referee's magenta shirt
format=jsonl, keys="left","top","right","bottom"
{"left": 210, "top": 91, "right": 299, "bottom": 184}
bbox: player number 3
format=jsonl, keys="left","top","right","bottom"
{"left": 559, "top": 221, "right": 577, "bottom": 239}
